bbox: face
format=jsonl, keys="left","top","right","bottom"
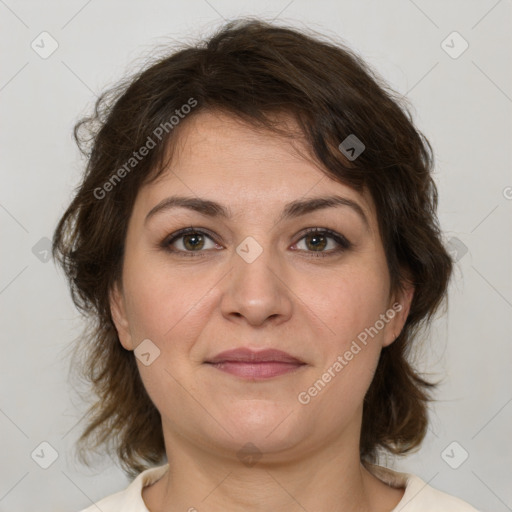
{"left": 110, "top": 110, "right": 414, "bottom": 462}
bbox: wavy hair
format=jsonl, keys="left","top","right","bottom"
{"left": 53, "top": 18, "right": 452, "bottom": 477}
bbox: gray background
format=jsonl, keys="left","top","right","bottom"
{"left": 0, "top": 1, "right": 511, "bottom": 511}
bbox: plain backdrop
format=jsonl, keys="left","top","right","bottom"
{"left": 0, "top": 1, "right": 511, "bottom": 511}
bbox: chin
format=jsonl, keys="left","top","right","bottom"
{"left": 218, "top": 401, "right": 302, "bottom": 451}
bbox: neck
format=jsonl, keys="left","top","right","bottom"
{"left": 142, "top": 421, "right": 399, "bottom": 512}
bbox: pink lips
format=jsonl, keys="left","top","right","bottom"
{"left": 205, "top": 348, "right": 306, "bottom": 380}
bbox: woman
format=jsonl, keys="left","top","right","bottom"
{"left": 53, "top": 18, "right": 479, "bottom": 512}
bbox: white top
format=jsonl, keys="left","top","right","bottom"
{"left": 79, "top": 463, "right": 480, "bottom": 511}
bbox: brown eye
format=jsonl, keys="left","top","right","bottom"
{"left": 293, "top": 228, "right": 352, "bottom": 257}
{"left": 181, "top": 233, "right": 206, "bottom": 251}
{"left": 163, "top": 228, "right": 219, "bottom": 256}
{"left": 304, "top": 232, "right": 328, "bottom": 251}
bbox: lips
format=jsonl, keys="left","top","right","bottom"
{"left": 205, "top": 348, "right": 306, "bottom": 380}
{"left": 206, "top": 348, "right": 304, "bottom": 364}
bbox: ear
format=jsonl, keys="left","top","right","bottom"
{"left": 382, "top": 282, "right": 415, "bottom": 348}
{"left": 109, "top": 281, "right": 134, "bottom": 351}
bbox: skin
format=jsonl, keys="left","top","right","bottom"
{"left": 110, "top": 110, "right": 414, "bottom": 512}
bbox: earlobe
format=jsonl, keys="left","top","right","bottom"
{"left": 109, "top": 281, "right": 134, "bottom": 351}
{"left": 382, "top": 283, "right": 415, "bottom": 348}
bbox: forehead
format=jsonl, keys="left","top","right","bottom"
{"left": 161, "top": 110, "right": 317, "bottom": 184}
{"left": 137, "top": 110, "right": 376, "bottom": 229}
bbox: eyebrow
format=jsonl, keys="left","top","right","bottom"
{"left": 145, "top": 194, "right": 370, "bottom": 230}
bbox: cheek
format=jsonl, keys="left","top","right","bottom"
{"left": 294, "top": 262, "right": 390, "bottom": 401}
{"left": 121, "top": 261, "right": 213, "bottom": 407}
{"left": 122, "top": 256, "right": 216, "bottom": 349}
{"left": 298, "top": 276, "right": 385, "bottom": 415}
{"left": 304, "top": 263, "right": 390, "bottom": 347}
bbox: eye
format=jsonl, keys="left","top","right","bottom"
{"left": 292, "top": 228, "right": 352, "bottom": 257}
{"left": 162, "top": 227, "right": 220, "bottom": 257}
{"left": 161, "top": 227, "right": 352, "bottom": 258}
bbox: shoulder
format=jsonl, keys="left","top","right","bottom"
{"left": 366, "top": 463, "right": 480, "bottom": 511}
{"left": 400, "top": 475, "right": 481, "bottom": 511}
{"left": 77, "top": 464, "right": 169, "bottom": 512}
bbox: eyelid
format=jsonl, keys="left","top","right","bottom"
{"left": 161, "top": 226, "right": 352, "bottom": 257}
{"left": 294, "top": 227, "right": 352, "bottom": 250}
{"left": 160, "top": 227, "right": 220, "bottom": 256}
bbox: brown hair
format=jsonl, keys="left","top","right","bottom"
{"left": 53, "top": 17, "right": 452, "bottom": 477}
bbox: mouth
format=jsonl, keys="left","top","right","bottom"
{"left": 204, "top": 348, "right": 307, "bottom": 380}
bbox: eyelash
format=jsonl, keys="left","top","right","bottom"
{"left": 161, "top": 227, "right": 352, "bottom": 258}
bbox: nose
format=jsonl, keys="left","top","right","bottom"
{"left": 220, "top": 238, "right": 293, "bottom": 327}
